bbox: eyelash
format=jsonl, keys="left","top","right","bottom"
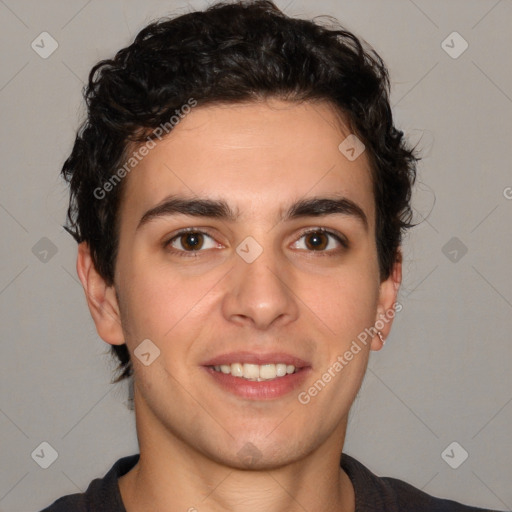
{"left": 163, "top": 227, "right": 349, "bottom": 258}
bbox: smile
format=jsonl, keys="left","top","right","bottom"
{"left": 210, "top": 363, "right": 298, "bottom": 381}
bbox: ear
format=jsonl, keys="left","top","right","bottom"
{"left": 370, "top": 248, "right": 402, "bottom": 351}
{"left": 76, "top": 242, "right": 125, "bottom": 346}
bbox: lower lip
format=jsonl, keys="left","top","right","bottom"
{"left": 204, "top": 367, "right": 311, "bottom": 400}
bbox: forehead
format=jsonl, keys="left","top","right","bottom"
{"left": 119, "top": 99, "right": 375, "bottom": 229}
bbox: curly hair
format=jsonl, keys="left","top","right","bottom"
{"left": 62, "top": 0, "right": 418, "bottom": 384}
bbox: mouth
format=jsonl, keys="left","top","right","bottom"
{"left": 209, "top": 362, "right": 299, "bottom": 381}
{"left": 202, "top": 352, "right": 311, "bottom": 399}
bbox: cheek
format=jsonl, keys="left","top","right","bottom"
{"left": 117, "top": 261, "right": 220, "bottom": 342}
{"left": 302, "top": 267, "right": 379, "bottom": 342}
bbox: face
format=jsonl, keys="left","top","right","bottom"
{"left": 80, "top": 99, "right": 400, "bottom": 470}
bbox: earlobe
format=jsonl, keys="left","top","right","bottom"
{"left": 370, "top": 249, "right": 403, "bottom": 351}
{"left": 76, "top": 242, "right": 125, "bottom": 346}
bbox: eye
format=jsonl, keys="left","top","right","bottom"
{"left": 292, "top": 228, "right": 348, "bottom": 253}
{"left": 163, "top": 227, "right": 347, "bottom": 257}
{"left": 165, "top": 229, "right": 219, "bottom": 254}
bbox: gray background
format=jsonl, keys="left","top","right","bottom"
{"left": 0, "top": 0, "right": 511, "bottom": 510}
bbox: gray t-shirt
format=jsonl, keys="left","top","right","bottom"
{"left": 39, "top": 453, "right": 503, "bottom": 511}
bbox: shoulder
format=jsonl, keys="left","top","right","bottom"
{"left": 38, "top": 454, "right": 139, "bottom": 512}
{"left": 383, "top": 475, "right": 500, "bottom": 512}
{"left": 39, "top": 493, "right": 86, "bottom": 512}
{"left": 341, "top": 453, "right": 502, "bottom": 512}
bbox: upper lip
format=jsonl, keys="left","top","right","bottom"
{"left": 202, "top": 351, "right": 310, "bottom": 368}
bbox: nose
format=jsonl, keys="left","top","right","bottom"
{"left": 221, "top": 243, "right": 300, "bottom": 330}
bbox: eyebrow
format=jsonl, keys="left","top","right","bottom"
{"left": 137, "top": 194, "right": 368, "bottom": 231}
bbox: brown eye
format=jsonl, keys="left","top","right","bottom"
{"left": 304, "top": 231, "right": 329, "bottom": 250}
{"left": 166, "top": 230, "right": 218, "bottom": 253}
{"left": 179, "top": 232, "right": 204, "bottom": 251}
{"left": 292, "top": 228, "right": 348, "bottom": 253}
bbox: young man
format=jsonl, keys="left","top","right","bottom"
{"left": 41, "top": 1, "right": 503, "bottom": 511}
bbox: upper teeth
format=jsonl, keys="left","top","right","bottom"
{"left": 213, "top": 363, "right": 297, "bottom": 381}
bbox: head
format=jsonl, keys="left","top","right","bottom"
{"left": 65, "top": 0, "right": 417, "bottom": 468}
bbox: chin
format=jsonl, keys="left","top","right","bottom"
{"left": 203, "top": 434, "right": 311, "bottom": 471}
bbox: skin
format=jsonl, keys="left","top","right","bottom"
{"left": 77, "top": 99, "right": 402, "bottom": 512}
